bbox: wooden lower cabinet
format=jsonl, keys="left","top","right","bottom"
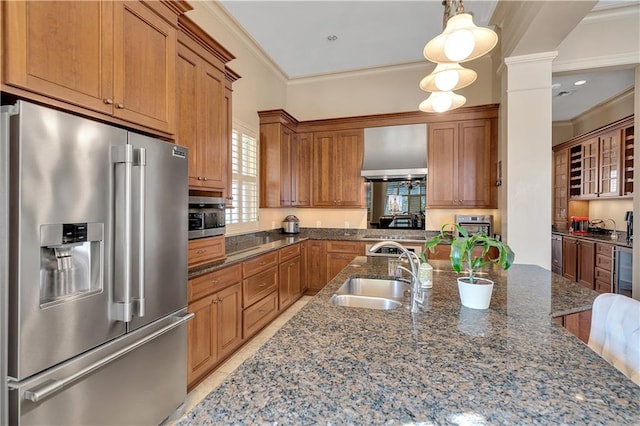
{"left": 241, "top": 252, "right": 279, "bottom": 340}
{"left": 243, "top": 291, "right": 278, "bottom": 339}
{"left": 326, "top": 241, "right": 364, "bottom": 282}
{"left": 279, "top": 243, "right": 301, "bottom": 311}
{"left": 188, "top": 236, "right": 225, "bottom": 268}
{"left": 305, "top": 240, "right": 327, "bottom": 294}
{"left": 562, "top": 310, "right": 592, "bottom": 344}
{"left": 187, "top": 280, "right": 242, "bottom": 389}
{"left": 425, "top": 244, "right": 498, "bottom": 262}
{"left": 594, "top": 242, "right": 614, "bottom": 294}
{"left": 562, "top": 236, "right": 595, "bottom": 289}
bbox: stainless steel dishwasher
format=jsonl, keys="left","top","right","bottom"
{"left": 551, "top": 234, "right": 563, "bottom": 275}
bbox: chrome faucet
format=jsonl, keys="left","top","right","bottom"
{"left": 604, "top": 218, "right": 618, "bottom": 240}
{"left": 368, "top": 241, "right": 422, "bottom": 313}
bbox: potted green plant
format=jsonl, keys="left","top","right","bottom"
{"left": 423, "top": 224, "right": 515, "bottom": 309}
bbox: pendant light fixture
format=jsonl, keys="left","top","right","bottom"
{"left": 419, "top": 91, "right": 466, "bottom": 113}
{"left": 419, "top": 63, "right": 477, "bottom": 92}
{"left": 418, "top": 0, "right": 497, "bottom": 113}
{"left": 423, "top": 0, "right": 498, "bottom": 64}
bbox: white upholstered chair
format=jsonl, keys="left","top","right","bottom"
{"left": 588, "top": 293, "right": 640, "bottom": 385}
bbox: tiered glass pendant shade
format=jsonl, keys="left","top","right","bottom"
{"left": 419, "top": 63, "right": 477, "bottom": 92}
{"left": 419, "top": 91, "right": 466, "bottom": 113}
{"left": 423, "top": 13, "right": 498, "bottom": 64}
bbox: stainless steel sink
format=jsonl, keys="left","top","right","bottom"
{"left": 329, "top": 276, "right": 409, "bottom": 310}
{"left": 329, "top": 294, "right": 402, "bottom": 310}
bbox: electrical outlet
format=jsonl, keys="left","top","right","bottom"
{"left": 316, "top": 220, "right": 321, "bottom": 228}
{"left": 271, "top": 221, "right": 275, "bottom": 229}
{"left": 344, "top": 221, "right": 350, "bottom": 228}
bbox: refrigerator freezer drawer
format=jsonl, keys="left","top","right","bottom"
{"left": 9, "top": 311, "right": 192, "bottom": 425}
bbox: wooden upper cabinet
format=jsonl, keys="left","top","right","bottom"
{"left": 428, "top": 119, "right": 496, "bottom": 208}
{"left": 280, "top": 127, "right": 294, "bottom": 206}
{"left": 258, "top": 110, "right": 310, "bottom": 208}
{"left": 112, "top": 1, "right": 176, "bottom": 134}
{"left": 176, "top": 15, "right": 236, "bottom": 192}
{"left": 597, "top": 129, "right": 622, "bottom": 198}
{"left": 562, "top": 116, "right": 632, "bottom": 201}
{"left": 259, "top": 120, "right": 296, "bottom": 208}
{"left": 313, "top": 130, "right": 364, "bottom": 208}
{"left": 553, "top": 148, "right": 569, "bottom": 229}
{"left": 580, "top": 137, "right": 599, "bottom": 198}
{"left": 4, "top": 1, "right": 182, "bottom": 135}
{"left": 223, "top": 71, "right": 239, "bottom": 206}
{"left": 4, "top": 1, "right": 114, "bottom": 114}
{"left": 176, "top": 44, "right": 199, "bottom": 182}
{"left": 199, "top": 62, "right": 226, "bottom": 189}
{"left": 292, "top": 132, "right": 313, "bottom": 207}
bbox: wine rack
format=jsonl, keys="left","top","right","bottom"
{"left": 623, "top": 125, "right": 634, "bottom": 196}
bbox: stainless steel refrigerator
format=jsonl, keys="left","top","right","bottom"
{"left": 0, "top": 100, "right": 192, "bottom": 425}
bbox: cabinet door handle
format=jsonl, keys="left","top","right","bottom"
{"left": 103, "top": 98, "right": 113, "bottom": 105}
{"left": 116, "top": 103, "right": 124, "bottom": 109}
{"left": 203, "top": 177, "right": 208, "bottom": 181}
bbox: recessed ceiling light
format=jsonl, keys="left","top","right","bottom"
{"left": 551, "top": 83, "right": 561, "bottom": 89}
{"left": 574, "top": 80, "right": 587, "bottom": 86}
{"left": 327, "top": 35, "right": 338, "bottom": 41}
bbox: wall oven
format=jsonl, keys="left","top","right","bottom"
{"left": 455, "top": 214, "right": 493, "bottom": 237}
{"left": 188, "top": 196, "right": 225, "bottom": 239}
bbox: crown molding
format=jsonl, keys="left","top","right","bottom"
{"left": 584, "top": 2, "right": 640, "bottom": 23}
{"left": 194, "top": 0, "right": 288, "bottom": 84}
{"left": 286, "top": 61, "right": 433, "bottom": 86}
{"left": 553, "top": 53, "right": 640, "bottom": 74}
{"left": 504, "top": 51, "right": 558, "bottom": 66}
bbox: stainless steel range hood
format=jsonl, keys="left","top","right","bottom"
{"left": 361, "top": 124, "right": 427, "bottom": 181}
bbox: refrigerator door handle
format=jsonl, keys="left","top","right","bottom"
{"left": 21, "top": 312, "right": 194, "bottom": 403}
{"left": 133, "top": 147, "right": 146, "bottom": 318}
{"left": 112, "top": 145, "right": 134, "bottom": 322}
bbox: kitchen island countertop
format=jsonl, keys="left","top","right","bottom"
{"left": 179, "top": 258, "right": 640, "bottom": 425}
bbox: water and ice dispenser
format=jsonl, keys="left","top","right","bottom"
{"left": 39, "top": 222, "right": 103, "bottom": 306}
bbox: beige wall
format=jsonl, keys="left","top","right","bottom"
{"left": 286, "top": 56, "right": 496, "bottom": 121}
{"left": 186, "top": 2, "right": 287, "bottom": 131}
{"left": 589, "top": 199, "right": 634, "bottom": 231}
{"left": 552, "top": 89, "right": 634, "bottom": 146}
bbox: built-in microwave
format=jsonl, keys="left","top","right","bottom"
{"left": 188, "top": 196, "right": 225, "bottom": 239}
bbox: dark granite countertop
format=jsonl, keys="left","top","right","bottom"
{"left": 552, "top": 229, "right": 633, "bottom": 248}
{"left": 179, "top": 257, "right": 640, "bottom": 425}
{"left": 188, "top": 229, "right": 438, "bottom": 279}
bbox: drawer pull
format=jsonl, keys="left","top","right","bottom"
{"left": 258, "top": 309, "right": 266, "bottom": 314}
{"left": 258, "top": 282, "right": 268, "bottom": 287}
{"left": 196, "top": 249, "right": 206, "bottom": 255}
{"left": 259, "top": 261, "right": 266, "bottom": 266}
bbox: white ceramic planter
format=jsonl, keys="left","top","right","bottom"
{"left": 457, "top": 277, "right": 494, "bottom": 310}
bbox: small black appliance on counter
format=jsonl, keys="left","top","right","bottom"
{"left": 624, "top": 210, "right": 633, "bottom": 243}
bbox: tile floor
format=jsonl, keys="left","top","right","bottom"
{"left": 167, "top": 295, "right": 312, "bottom": 425}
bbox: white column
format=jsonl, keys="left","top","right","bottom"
{"left": 503, "top": 52, "right": 557, "bottom": 269}
{"left": 633, "top": 65, "right": 639, "bottom": 301}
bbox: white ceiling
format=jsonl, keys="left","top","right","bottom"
{"left": 218, "top": 0, "right": 636, "bottom": 121}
